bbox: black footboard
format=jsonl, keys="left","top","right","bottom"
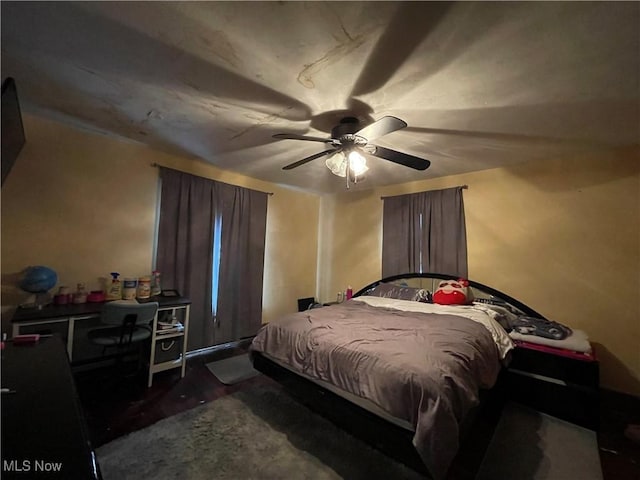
{"left": 251, "top": 351, "right": 506, "bottom": 479}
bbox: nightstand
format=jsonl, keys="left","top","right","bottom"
{"left": 506, "top": 341, "right": 599, "bottom": 430}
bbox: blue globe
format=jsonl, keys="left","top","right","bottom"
{"left": 20, "top": 266, "right": 58, "bottom": 293}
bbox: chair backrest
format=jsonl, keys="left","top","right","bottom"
{"left": 297, "top": 297, "right": 316, "bottom": 312}
{"left": 101, "top": 301, "right": 159, "bottom": 327}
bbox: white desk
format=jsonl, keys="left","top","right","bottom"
{"left": 11, "top": 296, "right": 190, "bottom": 387}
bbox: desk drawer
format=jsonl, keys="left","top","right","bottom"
{"left": 17, "top": 319, "right": 69, "bottom": 342}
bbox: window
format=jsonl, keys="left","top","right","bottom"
{"left": 211, "top": 214, "right": 222, "bottom": 317}
{"left": 382, "top": 187, "right": 468, "bottom": 278}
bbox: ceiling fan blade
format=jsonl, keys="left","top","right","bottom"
{"left": 282, "top": 148, "right": 342, "bottom": 170}
{"left": 350, "top": 3, "right": 451, "bottom": 97}
{"left": 369, "top": 145, "right": 430, "bottom": 170}
{"left": 355, "top": 116, "right": 407, "bottom": 141}
{"left": 273, "top": 133, "right": 336, "bottom": 143}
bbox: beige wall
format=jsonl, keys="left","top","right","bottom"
{"left": 318, "top": 147, "right": 640, "bottom": 396}
{"left": 3, "top": 113, "right": 638, "bottom": 396}
{"left": 1, "top": 114, "right": 319, "bottom": 328}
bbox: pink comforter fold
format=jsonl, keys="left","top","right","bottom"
{"left": 251, "top": 300, "right": 502, "bottom": 479}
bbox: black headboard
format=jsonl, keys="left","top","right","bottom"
{"left": 354, "top": 272, "right": 546, "bottom": 319}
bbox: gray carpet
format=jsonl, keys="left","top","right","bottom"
{"left": 97, "top": 386, "right": 603, "bottom": 480}
{"left": 205, "top": 353, "right": 261, "bottom": 385}
{"left": 96, "top": 385, "right": 424, "bottom": 480}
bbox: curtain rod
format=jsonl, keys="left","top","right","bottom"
{"left": 380, "top": 184, "right": 468, "bottom": 200}
{"left": 151, "top": 163, "right": 274, "bottom": 196}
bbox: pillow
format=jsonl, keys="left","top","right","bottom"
{"left": 473, "top": 303, "right": 520, "bottom": 330}
{"left": 474, "top": 297, "right": 522, "bottom": 315}
{"left": 367, "top": 283, "right": 431, "bottom": 303}
{"left": 433, "top": 278, "right": 475, "bottom": 305}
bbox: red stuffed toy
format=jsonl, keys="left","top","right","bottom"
{"left": 433, "top": 278, "right": 474, "bottom": 305}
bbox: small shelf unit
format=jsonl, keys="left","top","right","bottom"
{"left": 148, "top": 304, "right": 190, "bottom": 387}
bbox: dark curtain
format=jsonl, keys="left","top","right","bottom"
{"left": 382, "top": 186, "right": 468, "bottom": 278}
{"left": 155, "top": 168, "right": 268, "bottom": 350}
{"left": 216, "top": 183, "right": 268, "bottom": 341}
{"left": 155, "top": 167, "right": 218, "bottom": 350}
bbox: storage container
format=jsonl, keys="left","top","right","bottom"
{"left": 154, "top": 339, "right": 181, "bottom": 364}
{"left": 122, "top": 277, "right": 137, "bottom": 300}
{"left": 137, "top": 276, "right": 151, "bottom": 299}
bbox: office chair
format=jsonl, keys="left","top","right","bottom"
{"left": 297, "top": 297, "right": 316, "bottom": 312}
{"left": 88, "top": 300, "right": 159, "bottom": 375}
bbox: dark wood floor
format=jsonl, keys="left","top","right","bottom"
{"left": 75, "top": 345, "right": 640, "bottom": 480}
{"left": 74, "top": 341, "right": 274, "bottom": 448}
{"left": 598, "top": 390, "right": 640, "bottom": 480}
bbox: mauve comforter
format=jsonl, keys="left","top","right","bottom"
{"left": 251, "top": 298, "right": 506, "bottom": 479}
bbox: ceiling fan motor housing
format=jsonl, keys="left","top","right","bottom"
{"left": 331, "top": 117, "right": 361, "bottom": 139}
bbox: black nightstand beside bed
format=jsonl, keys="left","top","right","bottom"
{"left": 506, "top": 340, "right": 599, "bottom": 431}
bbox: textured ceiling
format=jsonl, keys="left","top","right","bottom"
{"left": 2, "top": 1, "right": 639, "bottom": 194}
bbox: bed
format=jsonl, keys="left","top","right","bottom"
{"left": 250, "top": 273, "right": 546, "bottom": 479}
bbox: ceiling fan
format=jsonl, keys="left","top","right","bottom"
{"left": 272, "top": 116, "right": 431, "bottom": 188}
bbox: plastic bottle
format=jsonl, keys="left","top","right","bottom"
{"left": 346, "top": 285, "right": 353, "bottom": 300}
{"left": 105, "top": 272, "right": 122, "bottom": 301}
{"left": 150, "top": 270, "right": 162, "bottom": 296}
{"left": 73, "top": 283, "right": 87, "bottom": 304}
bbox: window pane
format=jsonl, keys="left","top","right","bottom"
{"left": 211, "top": 215, "right": 222, "bottom": 315}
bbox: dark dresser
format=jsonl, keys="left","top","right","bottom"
{"left": 1, "top": 335, "right": 102, "bottom": 479}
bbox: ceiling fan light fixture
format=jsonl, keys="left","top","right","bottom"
{"left": 325, "top": 150, "right": 368, "bottom": 177}
{"left": 325, "top": 154, "right": 346, "bottom": 177}
{"left": 348, "top": 150, "right": 368, "bottom": 176}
